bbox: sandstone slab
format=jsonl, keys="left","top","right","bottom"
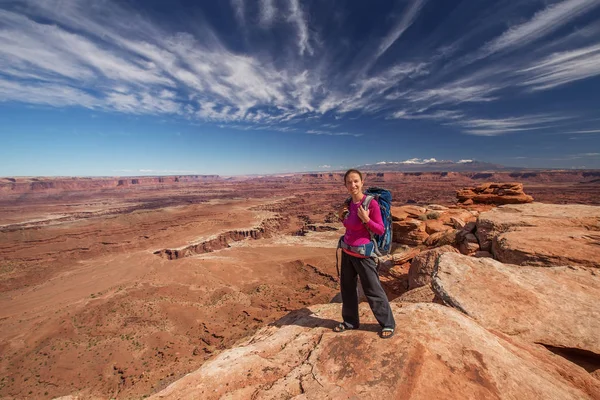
{"left": 433, "top": 252, "right": 600, "bottom": 358}
{"left": 149, "top": 303, "right": 600, "bottom": 400}
{"left": 476, "top": 203, "right": 600, "bottom": 267}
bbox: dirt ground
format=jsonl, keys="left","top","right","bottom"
{"left": 0, "top": 172, "right": 598, "bottom": 399}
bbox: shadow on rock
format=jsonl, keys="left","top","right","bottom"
{"left": 270, "top": 307, "right": 380, "bottom": 333}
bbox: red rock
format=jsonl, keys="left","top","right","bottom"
{"left": 477, "top": 203, "right": 600, "bottom": 267}
{"left": 424, "top": 229, "right": 459, "bottom": 247}
{"left": 457, "top": 182, "right": 534, "bottom": 205}
{"left": 425, "top": 219, "right": 452, "bottom": 234}
{"left": 434, "top": 253, "right": 600, "bottom": 359}
{"left": 408, "top": 245, "right": 460, "bottom": 289}
{"left": 393, "top": 285, "right": 438, "bottom": 303}
{"left": 148, "top": 303, "right": 600, "bottom": 400}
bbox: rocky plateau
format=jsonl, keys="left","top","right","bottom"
{"left": 0, "top": 171, "right": 598, "bottom": 399}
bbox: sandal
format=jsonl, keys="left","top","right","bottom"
{"left": 333, "top": 322, "right": 357, "bottom": 333}
{"left": 380, "top": 327, "right": 395, "bottom": 339}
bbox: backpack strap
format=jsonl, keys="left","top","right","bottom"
{"left": 361, "top": 195, "right": 381, "bottom": 257}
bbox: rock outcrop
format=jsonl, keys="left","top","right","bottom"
{"left": 433, "top": 253, "right": 600, "bottom": 371}
{"left": 149, "top": 303, "right": 600, "bottom": 399}
{"left": 476, "top": 203, "right": 600, "bottom": 267}
{"left": 391, "top": 205, "right": 477, "bottom": 247}
{"left": 457, "top": 182, "right": 533, "bottom": 205}
{"left": 408, "top": 245, "right": 459, "bottom": 289}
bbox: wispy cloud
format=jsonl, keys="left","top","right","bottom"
{"left": 566, "top": 129, "right": 600, "bottom": 133}
{"left": 367, "top": 0, "right": 428, "bottom": 70}
{"left": 287, "top": 0, "right": 313, "bottom": 56}
{"left": 259, "top": 0, "right": 277, "bottom": 28}
{"left": 452, "top": 114, "right": 572, "bottom": 136}
{"left": 519, "top": 42, "right": 600, "bottom": 90}
{"left": 482, "top": 0, "right": 600, "bottom": 56}
{"left": 231, "top": 0, "right": 246, "bottom": 26}
{"left": 306, "top": 129, "right": 362, "bottom": 137}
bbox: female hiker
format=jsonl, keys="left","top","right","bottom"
{"left": 334, "top": 169, "right": 396, "bottom": 339}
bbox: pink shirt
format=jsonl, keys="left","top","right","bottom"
{"left": 343, "top": 195, "right": 385, "bottom": 254}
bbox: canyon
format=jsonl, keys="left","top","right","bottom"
{"left": 0, "top": 171, "right": 598, "bottom": 399}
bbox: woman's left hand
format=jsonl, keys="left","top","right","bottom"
{"left": 357, "top": 206, "right": 370, "bottom": 224}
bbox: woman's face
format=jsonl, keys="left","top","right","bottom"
{"left": 345, "top": 172, "right": 363, "bottom": 196}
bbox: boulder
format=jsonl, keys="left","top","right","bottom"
{"left": 399, "top": 230, "right": 429, "bottom": 246}
{"left": 390, "top": 206, "right": 409, "bottom": 221}
{"left": 408, "top": 245, "right": 459, "bottom": 289}
{"left": 476, "top": 203, "right": 600, "bottom": 267}
{"left": 450, "top": 217, "right": 466, "bottom": 229}
{"left": 393, "top": 219, "right": 429, "bottom": 246}
{"left": 392, "top": 247, "right": 421, "bottom": 265}
{"left": 393, "top": 219, "right": 423, "bottom": 234}
{"left": 399, "top": 205, "right": 427, "bottom": 216}
{"left": 424, "top": 229, "right": 459, "bottom": 247}
{"left": 149, "top": 303, "right": 600, "bottom": 400}
{"left": 433, "top": 253, "right": 600, "bottom": 358}
{"left": 463, "top": 221, "right": 476, "bottom": 233}
{"left": 458, "top": 233, "right": 480, "bottom": 255}
{"left": 425, "top": 219, "right": 452, "bottom": 234}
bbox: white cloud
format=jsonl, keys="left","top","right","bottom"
{"left": 319, "top": 164, "right": 331, "bottom": 168}
{"left": 259, "top": 0, "right": 277, "bottom": 27}
{"left": 306, "top": 129, "right": 362, "bottom": 137}
{"left": 377, "top": 158, "right": 439, "bottom": 165}
{"left": 390, "top": 109, "right": 464, "bottom": 120}
{"left": 0, "top": 77, "right": 100, "bottom": 108}
{"left": 482, "top": 0, "right": 600, "bottom": 56}
{"left": 457, "top": 159, "right": 473, "bottom": 163}
{"left": 231, "top": 0, "right": 245, "bottom": 26}
{"left": 366, "top": 0, "right": 428, "bottom": 71}
{"left": 567, "top": 129, "right": 600, "bottom": 133}
{"left": 287, "top": 0, "right": 313, "bottom": 56}
{"left": 454, "top": 114, "right": 571, "bottom": 136}
{"left": 519, "top": 42, "right": 600, "bottom": 90}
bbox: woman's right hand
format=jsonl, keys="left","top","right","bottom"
{"left": 338, "top": 204, "right": 349, "bottom": 221}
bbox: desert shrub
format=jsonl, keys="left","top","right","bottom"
{"left": 417, "top": 214, "right": 428, "bottom": 221}
{"left": 425, "top": 212, "right": 441, "bottom": 220}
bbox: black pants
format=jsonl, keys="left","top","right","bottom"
{"left": 340, "top": 251, "right": 395, "bottom": 329}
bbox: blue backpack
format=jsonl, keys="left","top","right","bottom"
{"left": 362, "top": 187, "right": 393, "bottom": 256}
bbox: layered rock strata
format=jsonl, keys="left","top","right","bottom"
{"left": 457, "top": 182, "right": 534, "bottom": 205}
{"left": 477, "top": 203, "right": 600, "bottom": 267}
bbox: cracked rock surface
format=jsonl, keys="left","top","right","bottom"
{"left": 149, "top": 303, "right": 600, "bottom": 399}
{"left": 433, "top": 253, "right": 600, "bottom": 370}
{"left": 476, "top": 203, "right": 600, "bottom": 267}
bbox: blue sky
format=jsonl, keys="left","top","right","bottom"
{"left": 1, "top": 0, "right": 600, "bottom": 176}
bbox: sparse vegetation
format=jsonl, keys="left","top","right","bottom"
{"left": 417, "top": 212, "right": 441, "bottom": 220}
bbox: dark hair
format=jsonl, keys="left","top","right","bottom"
{"left": 344, "top": 169, "right": 363, "bottom": 184}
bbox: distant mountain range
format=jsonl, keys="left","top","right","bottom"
{"left": 355, "top": 160, "right": 516, "bottom": 172}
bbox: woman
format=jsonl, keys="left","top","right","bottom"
{"left": 334, "top": 169, "right": 396, "bottom": 338}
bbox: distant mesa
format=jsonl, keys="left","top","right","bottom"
{"left": 0, "top": 175, "right": 221, "bottom": 194}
